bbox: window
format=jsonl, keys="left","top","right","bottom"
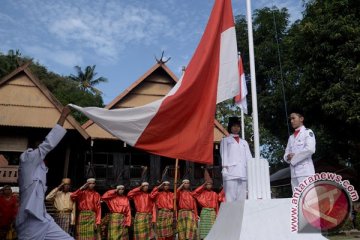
{"left": 84, "top": 152, "right": 114, "bottom": 183}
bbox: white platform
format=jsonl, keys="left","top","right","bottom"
{"left": 205, "top": 198, "right": 328, "bottom": 240}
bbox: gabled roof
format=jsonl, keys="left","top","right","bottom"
{"left": 0, "top": 62, "right": 89, "bottom": 139}
{"left": 83, "top": 62, "right": 228, "bottom": 142}
{"left": 106, "top": 62, "right": 179, "bottom": 110}
{"left": 83, "top": 62, "right": 177, "bottom": 129}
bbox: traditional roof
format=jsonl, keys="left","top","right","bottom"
{"left": 83, "top": 62, "right": 228, "bottom": 142}
{"left": 0, "top": 62, "right": 89, "bottom": 139}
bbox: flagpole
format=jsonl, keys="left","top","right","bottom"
{"left": 173, "top": 158, "right": 179, "bottom": 218}
{"left": 241, "top": 108, "right": 245, "bottom": 139}
{"left": 246, "top": 0, "right": 260, "bottom": 159}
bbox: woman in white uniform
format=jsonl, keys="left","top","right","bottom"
{"left": 220, "top": 117, "right": 253, "bottom": 202}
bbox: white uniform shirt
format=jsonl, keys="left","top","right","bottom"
{"left": 220, "top": 135, "right": 253, "bottom": 181}
{"left": 283, "top": 125, "right": 316, "bottom": 178}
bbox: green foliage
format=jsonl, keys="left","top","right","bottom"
{"left": 0, "top": 50, "right": 104, "bottom": 124}
{"left": 285, "top": 0, "right": 360, "bottom": 170}
{"left": 69, "top": 65, "right": 108, "bottom": 95}
{"left": 251, "top": 7, "right": 292, "bottom": 142}
{"left": 225, "top": 7, "right": 292, "bottom": 165}
{"left": 219, "top": 1, "right": 360, "bottom": 184}
{"left": 0, "top": 49, "right": 26, "bottom": 77}
{"left": 1, "top": 0, "right": 359, "bottom": 181}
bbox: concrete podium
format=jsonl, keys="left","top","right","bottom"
{"left": 205, "top": 199, "right": 327, "bottom": 240}
{"left": 205, "top": 159, "right": 327, "bottom": 240}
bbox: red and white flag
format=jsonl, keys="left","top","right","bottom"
{"left": 70, "top": 0, "right": 239, "bottom": 164}
{"left": 234, "top": 55, "right": 248, "bottom": 114}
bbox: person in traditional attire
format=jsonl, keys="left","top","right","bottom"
{"left": 101, "top": 185, "right": 131, "bottom": 240}
{"left": 193, "top": 181, "right": 219, "bottom": 240}
{"left": 220, "top": 116, "right": 253, "bottom": 202}
{"left": 218, "top": 188, "right": 225, "bottom": 203}
{"left": 71, "top": 178, "right": 101, "bottom": 240}
{"left": 0, "top": 185, "right": 18, "bottom": 239}
{"left": 150, "top": 181, "right": 175, "bottom": 240}
{"left": 128, "top": 182, "right": 155, "bottom": 240}
{"left": 46, "top": 178, "right": 76, "bottom": 235}
{"left": 15, "top": 107, "right": 73, "bottom": 240}
{"left": 176, "top": 179, "right": 198, "bottom": 240}
{"left": 284, "top": 109, "right": 316, "bottom": 191}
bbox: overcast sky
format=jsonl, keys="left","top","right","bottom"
{"left": 0, "top": 0, "right": 304, "bottom": 104}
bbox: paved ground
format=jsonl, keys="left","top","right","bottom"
{"left": 327, "top": 231, "right": 360, "bottom": 240}
{"left": 328, "top": 236, "right": 360, "bottom": 240}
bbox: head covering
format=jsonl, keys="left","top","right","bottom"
{"left": 87, "top": 178, "right": 96, "bottom": 184}
{"left": 62, "top": 178, "right": 71, "bottom": 184}
{"left": 182, "top": 179, "right": 190, "bottom": 184}
{"left": 116, "top": 185, "right": 125, "bottom": 190}
{"left": 163, "top": 181, "right": 170, "bottom": 185}
{"left": 141, "top": 182, "right": 149, "bottom": 187}
{"left": 228, "top": 116, "right": 241, "bottom": 132}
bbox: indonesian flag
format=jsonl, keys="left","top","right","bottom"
{"left": 234, "top": 55, "right": 248, "bottom": 114}
{"left": 70, "top": 0, "right": 239, "bottom": 164}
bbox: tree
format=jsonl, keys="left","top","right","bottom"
{"left": 230, "top": 3, "right": 360, "bottom": 185}
{"left": 0, "top": 49, "right": 26, "bottom": 78}
{"left": 69, "top": 65, "right": 108, "bottom": 95}
{"left": 0, "top": 50, "right": 104, "bottom": 124}
{"left": 283, "top": 0, "right": 360, "bottom": 182}
{"left": 222, "top": 8, "right": 292, "bottom": 167}
{"left": 251, "top": 7, "right": 291, "bottom": 140}
{"left": 29, "top": 63, "right": 104, "bottom": 123}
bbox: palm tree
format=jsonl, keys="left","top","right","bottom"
{"left": 69, "top": 65, "right": 108, "bottom": 95}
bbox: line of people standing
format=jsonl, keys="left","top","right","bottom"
{"left": 10, "top": 101, "right": 317, "bottom": 240}
{"left": 12, "top": 108, "right": 250, "bottom": 240}
{"left": 47, "top": 177, "right": 225, "bottom": 240}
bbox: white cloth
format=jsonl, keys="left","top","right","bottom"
{"left": 283, "top": 126, "right": 316, "bottom": 178}
{"left": 220, "top": 135, "right": 252, "bottom": 181}
{"left": 223, "top": 179, "right": 247, "bottom": 202}
{"left": 15, "top": 124, "right": 73, "bottom": 240}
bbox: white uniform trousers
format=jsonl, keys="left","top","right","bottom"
{"left": 223, "top": 179, "right": 247, "bottom": 202}
{"left": 291, "top": 176, "right": 309, "bottom": 192}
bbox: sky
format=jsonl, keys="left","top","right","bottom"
{"left": 0, "top": 0, "right": 304, "bottom": 104}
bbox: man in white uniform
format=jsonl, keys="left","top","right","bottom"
{"left": 220, "top": 117, "right": 253, "bottom": 202}
{"left": 15, "top": 107, "right": 74, "bottom": 240}
{"left": 284, "top": 109, "right": 316, "bottom": 191}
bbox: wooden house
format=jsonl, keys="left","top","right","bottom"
{"left": 0, "top": 63, "right": 89, "bottom": 187}
{"left": 82, "top": 62, "right": 228, "bottom": 190}
{"left": 0, "top": 62, "right": 228, "bottom": 191}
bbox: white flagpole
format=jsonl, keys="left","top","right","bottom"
{"left": 246, "top": 0, "right": 260, "bottom": 159}
{"left": 241, "top": 108, "right": 245, "bottom": 139}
